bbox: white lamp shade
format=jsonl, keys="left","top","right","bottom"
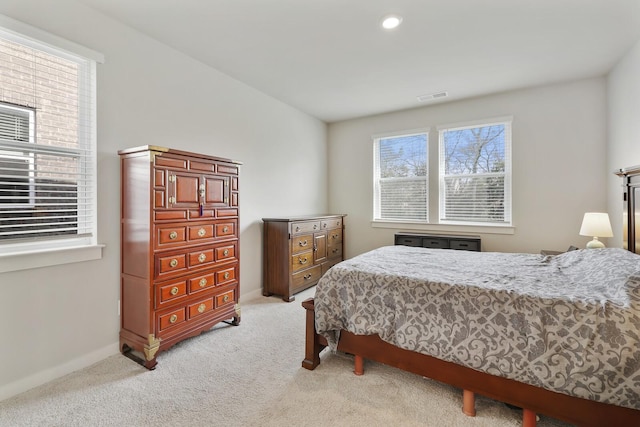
{"left": 579, "top": 212, "right": 613, "bottom": 238}
{"left": 579, "top": 212, "right": 613, "bottom": 249}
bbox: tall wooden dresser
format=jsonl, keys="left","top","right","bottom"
{"left": 119, "top": 145, "right": 241, "bottom": 369}
{"left": 262, "top": 214, "right": 345, "bottom": 302}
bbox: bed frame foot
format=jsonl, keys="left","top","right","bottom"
{"left": 523, "top": 408, "right": 537, "bottom": 427}
{"left": 354, "top": 354, "right": 364, "bottom": 375}
{"left": 462, "top": 390, "right": 476, "bottom": 416}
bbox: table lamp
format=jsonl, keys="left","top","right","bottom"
{"left": 579, "top": 212, "right": 613, "bottom": 249}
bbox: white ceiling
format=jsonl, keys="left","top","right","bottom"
{"left": 77, "top": 0, "right": 640, "bottom": 123}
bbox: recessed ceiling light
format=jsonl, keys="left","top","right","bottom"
{"left": 381, "top": 14, "right": 403, "bottom": 30}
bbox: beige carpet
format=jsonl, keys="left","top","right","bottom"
{"left": 0, "top": 287, "right": 572, "bottom": 427}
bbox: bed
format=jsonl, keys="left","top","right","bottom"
{"left": 301, "top": 169, "right": 640, "bottom": 427}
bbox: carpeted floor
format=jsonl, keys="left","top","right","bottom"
{"left": 0, "top": 287, "right": 572, "bottom": 426}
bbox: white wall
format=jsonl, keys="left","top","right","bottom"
{"left": 607, "top": 39, "right": 640, "bottom": 247}
{"left": 0, "top": 0, "right": 327, "bottom": 400}
{"left": 328, "top": 78, "right": 608, "bottom": 257}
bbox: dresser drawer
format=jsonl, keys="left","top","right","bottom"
{"left": 216, "top": 289, "right": 236, "bottom": 307}
{"left": 188, "top": 297, "right": 214, "bottom": 319}
{"left": 158, "top": 307, "right": 186, "bottom": 332}
{"left": 157, "top": 253, "right": 188, "bottom": 276}
{"left": 156, "top": 280, "right": 188, "bottom": 307}
{"left": 215, "top": 242, "right": 237, "bottom": 263}
{"left": 292, "top": 234, "right": 313, "bottom": 255}
{"left": 156, "top": 225, "right": 187, "bottom": 247}
{"left": 291, "top": 221, "right": 320, "bottom": 235}
{"left": 215, "top": 220, "right": 236, "bottom": 238}
{"left": 188, "top": 248, "right": 215, "bottom": 268}
{"left": 292, "top": 265, "right": 322, "bottom": 289}
{"left": 188, "top": 272, "right": 215, "bottom": 294}
{"left": 327, "top": 228, "right": 342, "bottom": 244}
{"left": 422, "top": 237, "right": 450, "bottom": 249}
{"left": 216, "top": 265, "right": 237, "bottom": 286}
{"left": 327, "top": 245, "right": 342, "bottom": 259}
{"left": 450, "top": 239, "right": 480, "bottom": 251}
{"left": 188, "top": 224, "right": 214, "bottom": 241}
{"left": 291, "top": 250, "right": 313, "bottom": 273}
{"left": 395, "top": 236, "right": 422, "bottom": 247}
{"left": 321, "top": 218, "right": 343, "bottom": 230}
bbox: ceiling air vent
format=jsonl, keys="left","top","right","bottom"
{"left": 416, "top": 91, "right": 448, "bottom": 102}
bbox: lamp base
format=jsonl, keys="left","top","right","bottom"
{"left": 586, "top": 237, "right": 605, "bottom": 249}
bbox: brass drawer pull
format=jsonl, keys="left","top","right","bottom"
{"left": 295, "top": 226, "right": 300, "bottom": 232}
{"left": 199, "top": 278, "right": 207, "bottom": 287}
{"left": 169, "top": 314, "right": 178, "bottom": 324}
{"left": 298, "top": 240, "right": 308, "bottom": 247}
{"left": 223, "top": 272, "right": 230, "bottom": 280}
{"left": 298, "top": 256, "right": 308, "bottom": 265}
{"left": 223, "top": 249, "right": 229, "bottom": 257}
{"left": 222, "top": 226, "right": 229, "bottom": 233}
{"left": 313, "top": 224, "right": 318, "bottom": 229}
{"left": 223, "top": 294, "right": 230, "bottom": 303}
{"left": 198, "top": 228, "right": 206, "bottom": 237}
{"left": 198, "top": 253, "right": 206, "bottom": 263}
{"left": 170, "top": 259, "right": 178, "bottom": 268}
{"left": 170, "top": 286, "right": 179, "bottom": 296}
{"left": 332, "top": 234, "right": 338, "bottom": 239}
{"left": 169, "top": 231, "right": 178, "bottom": 240}
{"left": 304, "top": 273, "right": 312, "bottom": 280}
{"left": 323, "top": 223, "right": 327, "bottom": 228}
{"left": 197, "top": 303, "right": 206, "bottom": 313}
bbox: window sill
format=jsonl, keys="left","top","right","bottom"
{"left": 371, "top": 220, "right": 515, "bottom": 235}
{"left": 0, "top": 244, "right": 105, "bottom": 273}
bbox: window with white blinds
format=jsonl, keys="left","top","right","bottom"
{"left": 0, "top": 25, "right": 98, "bottom": 251}
{"left": 373, "top": 131, "right": 428, "bottom": 221}
{"left": 438, "top": 119, "right": 512, "bottom": 225}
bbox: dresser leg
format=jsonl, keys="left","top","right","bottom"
{"left": 231, "top": 315, "right": 241, "bottom": 326}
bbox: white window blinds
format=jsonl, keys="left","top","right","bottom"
{"left": 438, "top": 119, "right": 512, "bottom": 225}
{"left": 373, "top": 132, "right": 428, "bottom": 221}
{"left": 0, "top": 28, "right": 97, "bottom": 247}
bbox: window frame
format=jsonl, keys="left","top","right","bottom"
{"left": 372, "top": 129, "right": 430, "bottom": 223}
{"left": 0, "top": 14, "right": 104, "bottom": 272}
{"left": 371, "top": 117, "right": 514, "bottom": 235}
{"left": 438, "top": 117, "right": 513, "bottom": 227}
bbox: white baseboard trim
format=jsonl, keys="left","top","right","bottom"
{"left": 0, "top": 342, "right": 119, "bottom": 402}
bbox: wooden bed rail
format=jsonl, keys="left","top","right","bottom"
{"left": 302, "top": 297, "right": 640, "bottom": 427}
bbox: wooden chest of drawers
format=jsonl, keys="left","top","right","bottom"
{"left": 119, "top": 145, "right": 241, "bottom": 369}
{"left": 262, "top": 215, "right": 345, "bottom": 302}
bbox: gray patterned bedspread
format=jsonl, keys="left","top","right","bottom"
{"left": 314, "top": 246, "right": 640, "bottom": 410}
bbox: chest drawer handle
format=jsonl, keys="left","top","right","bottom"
{"left": 223, "top": 294, "right": 230, "bottom": 303}
{"left": 298, "top": 256, "right": 308, "bottom": 265}
{"left": 223, "top": 272, "right": 230, "bottom": 280}
{"left": 197, "top": 303, "right": 206, "bottom": 313}
{"left": 170, "top": 259, "right": 178, "bottom": 268}
{"left": 169, "top": 314, "right": 178, "bottom": 324}
{"left": 304, "top": 273, "right": 312, "bottom": 280}
{"left": 295, "top": 226, "right": 300, "bottom": 232}
{"left": 169, "top": 231, "right": 178, "bottom": 240}
{"left": 199, "top": 278, "right": 207, "bottom": 287}
{"left": 313, "top": 224, "right": 318, "bottom": 230}
{"left": 198, "top": 253, "right": 206, "bottom": 263}
{"left": 223, "top": 249, "right": 229, "bottom": 257}
{"left": 198, "top": 228, "right": 206, "bottom": 237}
{"left": 170, "top": 286, "right": 179, "bottom": 296}
{"left": 298, "top": 240, "right": 308, "bottom": 247}
{"left": 222, "top": 226, "right": 229, "bottom": 233}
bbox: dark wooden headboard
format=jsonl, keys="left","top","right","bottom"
{"left": 616, "top": 165, "right": 640, "bottom": 254}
